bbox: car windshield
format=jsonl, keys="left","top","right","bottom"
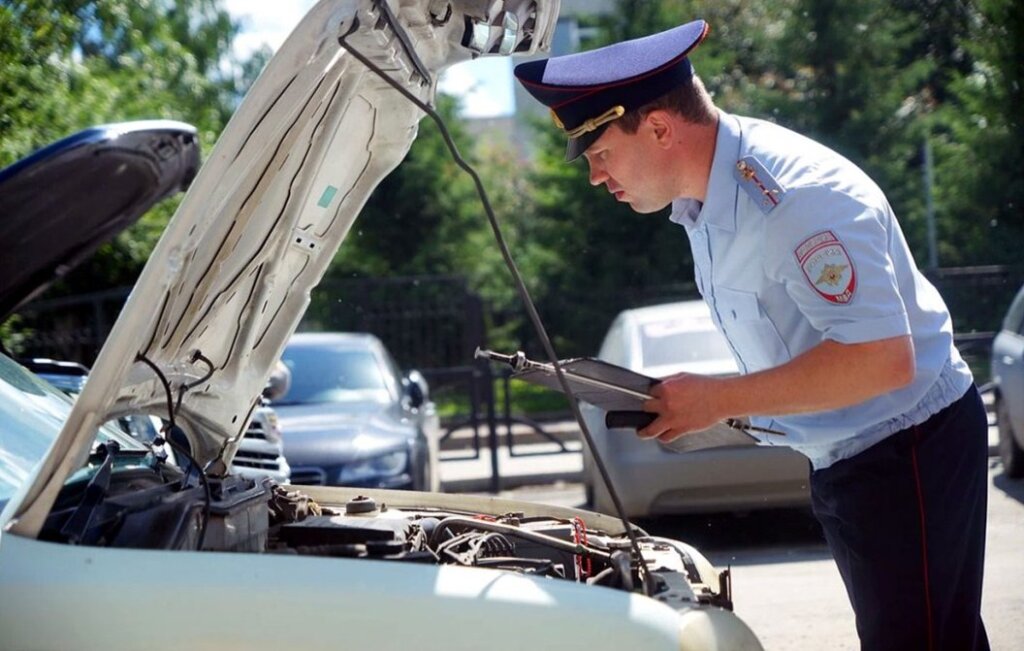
{"left": 279, "top": 346, "right": 391, "bottom": 405}
{"left": 0, "top": 354, "right": 143, "bottom": 510}
{"left": 640, "top": 319, "right": 734, "bottom": 367}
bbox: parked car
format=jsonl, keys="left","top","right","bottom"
{"left": 581, "top": 300, "right": 810, "bottom": 517}
{"left": 0, "top": 3, "right": 764, "bottom": 649}
{"left": 991, "top": 283, "right": 1024, "bottom": 477}
{"left": 275, "top": 332, "right": 438, "bottom": 491}
{"left": 19, "top": 357, "right": 165, "bottom": 442}
{"left": 228, "top": 401, "right": 292, "bottom": 483}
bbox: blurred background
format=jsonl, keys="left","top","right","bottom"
{"left": 2, "top": 0, "right": 1021, "bottom": 421}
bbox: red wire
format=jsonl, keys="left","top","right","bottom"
{"left": 572, "top": 517, "right": 592, "bottom": 579}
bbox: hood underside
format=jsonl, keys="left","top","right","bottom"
{"left": 0, "top": 121, "right": 199, "bottom": 319}
{"left": 6, "top": 0, "right": 559, "bottom": 537}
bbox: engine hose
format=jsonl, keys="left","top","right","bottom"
{"left": 429, "top": 516, "right": 612, "bottom": 563}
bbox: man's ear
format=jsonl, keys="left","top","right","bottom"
{"left": 644, "top": 110, "right": 675, "bottom": 149}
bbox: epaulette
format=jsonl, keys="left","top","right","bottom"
{"left": 734, "top": 156, "right": 785, "bottom": 214}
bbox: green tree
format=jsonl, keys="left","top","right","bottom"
{"left": 319, "top": 92, "right": 541, "bottom": 349}
{"left": 930, "top": 0, "right": 1023, "bottom": 266}
{"left": 329, "top": 95, "right": 479, "bottom": 278}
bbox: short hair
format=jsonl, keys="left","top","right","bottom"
{"left": 616, "top": 74, "right": 717, "bottom": 133}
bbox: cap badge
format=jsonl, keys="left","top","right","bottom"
{"left": 551, "top": 105, "right": 626, "bottom": 138}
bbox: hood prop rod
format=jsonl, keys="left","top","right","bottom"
{"left": 339, "top": 26, "right": 654, "bottom": 595}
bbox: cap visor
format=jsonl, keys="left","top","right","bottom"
{"left": 564, "top": 127, "right": 607, "bottom": 162}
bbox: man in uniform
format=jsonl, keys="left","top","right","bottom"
{"left": 514, "top": 19, "right": 989, "bottom": 651}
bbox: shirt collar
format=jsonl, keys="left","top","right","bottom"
{"left": 669, "top": 111, "right": 743, "bottom": 233}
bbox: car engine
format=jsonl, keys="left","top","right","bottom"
{"left": 38, "top": 454, "right": 732, "bottom": 612}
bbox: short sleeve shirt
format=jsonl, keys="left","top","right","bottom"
{"left": 670, "top": 112, "right": 972, "bottom": 469}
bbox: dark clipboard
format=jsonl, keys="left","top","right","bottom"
{"left": 515, "top": 357, "right": 656, "bottom": 411}
{"left": 476, "top": 350, "right": 769, "bottom": 453}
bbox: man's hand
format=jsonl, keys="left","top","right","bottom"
{"left": 634, "top": 337, "right": 916, "bottom": 445}
{"left": 639, "top": 372, "right": 724, "bottom": 442}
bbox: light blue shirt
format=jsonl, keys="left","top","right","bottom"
{"left": 670, "top": 112, "right": 972, "bottom": 469}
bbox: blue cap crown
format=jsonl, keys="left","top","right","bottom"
{"left": 514, "top": 20, "right": 709, "bottom": 161}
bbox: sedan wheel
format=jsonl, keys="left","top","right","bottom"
{"left": 997, "top": 397, "right": 1024, "bottom": 478}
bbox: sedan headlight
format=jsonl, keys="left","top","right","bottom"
{"left": 337, "top": 450, "right": 409, "bottom": 484}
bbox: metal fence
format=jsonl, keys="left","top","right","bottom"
{"left": 12, "top": 266, "right": 1020, "bottom": 370}
{"left": 927, "top": 266, "right": 1024, "bottom": 382}
{"left": 927, "top": 265, "right": 1024, "bottom": 335}
{"left": 303, "top": 275, "right": 485, "bottom": 372}
{"left": 303, "top": 275, "right": 494, "bottom": 435}
{"left": 6, "top": 266, "right": 1021, "bottom": 490}
{"left": 6, "top": 286, "right": 132, "bottom": 363}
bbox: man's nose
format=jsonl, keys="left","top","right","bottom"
{"left": 588, "top": 161, "right": 607, "bottom": 186}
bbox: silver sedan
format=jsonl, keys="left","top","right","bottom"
{"left": 581, "top": 300, "right": 811, "bottom": 517}
{"left": 991, "top": 283, "right": 1024, "bottom": 477}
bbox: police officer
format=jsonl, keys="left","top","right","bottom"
{"left": 515, "top": 19, "right": 989, "bottom": 651}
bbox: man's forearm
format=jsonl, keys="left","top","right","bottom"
{"left": 640, "top": 335, "right": 916, "bottom": 441}
{"left": 713, "top": 335, "right": 916, "bottom": 419}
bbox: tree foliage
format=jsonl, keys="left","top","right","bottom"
{"left": 930, "top": 0, "right": 1023, "bottom": 265}
{"left": 325, "top": 95, "right": 537, "bottom": 319}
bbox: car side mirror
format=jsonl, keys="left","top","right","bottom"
{"left": 263, "top": 361, "right": 292, "bottom": 402}
{"left": 403, "top": 370, "right": 429, "bottom": 409}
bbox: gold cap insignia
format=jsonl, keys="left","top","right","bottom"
{"left": 551, "top": 105, "right": 626, "bottom": 138}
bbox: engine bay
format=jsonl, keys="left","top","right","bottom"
{"left": 38, "top": 451, "right": 732, "bottom": 613}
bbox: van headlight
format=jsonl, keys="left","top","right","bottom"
{"left": 337, "top": 450, "right": 408, "bottom": 484}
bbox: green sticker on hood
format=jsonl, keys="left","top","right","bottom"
{"left": 317, "top": 185, "right": 338, "bottom": 208}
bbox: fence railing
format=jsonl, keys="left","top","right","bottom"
{"left": 5, "top": 266, "right": 1020, "bottom": 490}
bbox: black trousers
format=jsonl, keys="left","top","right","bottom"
{"left": 810, "top": 385, "right": 990, "bottom": 651}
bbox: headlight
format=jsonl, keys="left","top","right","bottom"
{"left": 337, "top": 450, "right": 409, "bottom": 484}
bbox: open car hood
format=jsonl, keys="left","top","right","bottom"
{"left": 6, "top": 0, "right": 559, "bottom": 537}
{"left": 0, "top": 121, "right": 199, "bottom": 320}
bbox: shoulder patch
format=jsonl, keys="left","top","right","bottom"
{"left": 734, "top": 157, "right": 785, "bottom": 215}
{"left": 795, "top": 231, "right": 857, "bottom": 304}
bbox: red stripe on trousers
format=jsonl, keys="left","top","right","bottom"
{"left": 911, "top": 426, "right": 936, "bottom": 651}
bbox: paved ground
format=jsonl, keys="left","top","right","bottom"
{"left": 439, "top": 439, "right": 582, "bottom": 492}
{"left": 716, "top": 463, "right": 1023, "bottom": 650}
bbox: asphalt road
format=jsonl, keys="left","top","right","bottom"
{"left": 495, "top": 460, "right": 1023, "bottom": 650}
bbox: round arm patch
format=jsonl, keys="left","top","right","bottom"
{"left": 795, "top": 231, "right": 857, "bottom": 304}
